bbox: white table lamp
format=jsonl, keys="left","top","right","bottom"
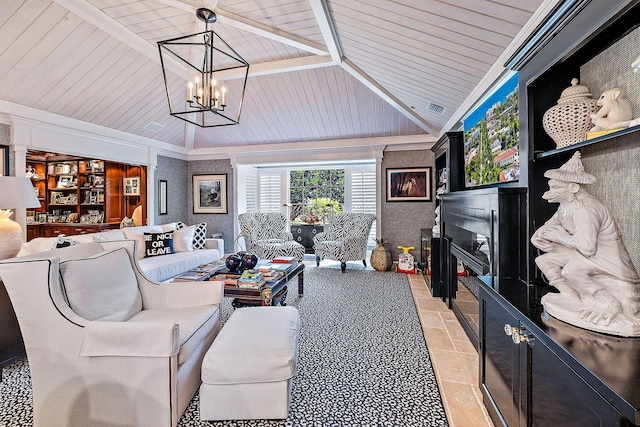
{"left": 0, "top": 176, "right": 41, "bottom": 260}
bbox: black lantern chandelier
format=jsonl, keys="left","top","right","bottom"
{"left": 158, "top": 8, "right": 249, "bottom": 127}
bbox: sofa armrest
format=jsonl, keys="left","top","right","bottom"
{"left": 279, "top": 231, "right": 294, "bottom": 241}
{"left": 205, "top": 238, "right": 224, "bottom": 255}
{"left": 140, "top": 280, "right": 224, "bottom": 310}
{"left": 79, "top": 321, "right": 179, "bottom": 358}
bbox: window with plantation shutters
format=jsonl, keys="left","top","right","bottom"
{"left": 258, "top": 171, "right": 282, "bottom": 212}
{"left": 349, "top": 167, "right": 377, "bottom": 247}
{"left": 245, "top": 169, "right": 257, "bottom": 213}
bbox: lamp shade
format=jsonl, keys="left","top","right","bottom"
{"left": 0, "top": 176, "right": 40, "bottom": 209}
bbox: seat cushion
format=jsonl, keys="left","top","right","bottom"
{"left": 202, "top": 306, "right": 299, "bottom": 384}
{"left": 59, "top": 247, "right": 142, "bottom": 321}
{"left": 128, "top": 305, "right": 219, "bottom": 365}
{"left": 137, "top": 248, "right": 220, "bottom": 282}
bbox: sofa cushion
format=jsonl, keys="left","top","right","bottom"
{"left": 92, "top": 229, "right": 126, "bottom": 242}
{"left": 144, "top": 232, "right": 174, "bottom": 257}
{"left": 193, "top": 222, "right": 207, "bottom": 249}
{"left": 122, "top": 225, "right": 163, "bottom": 259}
{"left": 17, "top": 237, "right": 57, "bottom": 257}
{"left": 59, "top": 247, "right": 142, "bottom": 321}
{"left": 128, "top": 305, "right": 219, "bottom": 365}
{"left": 173, "top": 225, "right": 196, "bottom": 252}
{"left": 137, "top": 249, "right": 220, "bottom": 282}
{"left": 177, "top": 222, "right": 207, "bottom": 249}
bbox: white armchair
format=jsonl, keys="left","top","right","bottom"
{"left": 0, "top": 239, "right": 223, "bottom": 427}
{"left": 313, "top": 213, "right": 376, "bottom": 272}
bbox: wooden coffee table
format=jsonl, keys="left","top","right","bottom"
{"left": 216, "top": 262, "right": 305, "bottom": 308}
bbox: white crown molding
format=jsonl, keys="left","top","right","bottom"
{"left": 188, "top": 133, "right": 435, "bottom": 159}
{"left": 0, "top": 100, "right": 188, "bottom": 162}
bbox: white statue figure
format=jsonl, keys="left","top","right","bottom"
{"left": 432, "top": 205, "right": 441, "bottom": 237}
{"left": 589, "top": 87, "right": 633, "bottom": 131}
{"left": 531, "top": 152, "right": 640, "bottom": 336}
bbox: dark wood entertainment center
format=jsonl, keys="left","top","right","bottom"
{"left": 436, "top": 1, "right": 640, "bottom": 425}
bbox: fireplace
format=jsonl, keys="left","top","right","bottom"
{"left": 440, "top": 187, "right": 526, "bottom": 349}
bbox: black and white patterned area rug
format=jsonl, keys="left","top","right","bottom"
{"left": 1, "top": 268, "right": 448, "bottom": 427}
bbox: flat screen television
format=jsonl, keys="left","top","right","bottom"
{"left": 463, "top": 73, "right": 519, "bottom": 188}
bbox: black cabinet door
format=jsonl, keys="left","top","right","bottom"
{"left": 528, "top": 328, "right": 621, "bottom": 426}
{"left": 291, "top": 225, "right": 323, "bottom": 253}
{"left": 480, "top": 287, "right": 523, "bottom": 427}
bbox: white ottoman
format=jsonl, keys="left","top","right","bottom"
{"left": 199, "top": 306, "right": 300, "bottom": 421}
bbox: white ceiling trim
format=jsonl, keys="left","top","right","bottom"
{"left": 341, "top": 59, "right": 439, "bottom": 136}
{"left": 188, "top": 133, "right": 435, "bottom": 160}
{"left": 153, "top": 0, "right": 329, "bottom": 56}
{"left": 308, "top": 0, "right": 342, "bottom": 62}
{"left": 215, "top": 55, "right": 337, "bottom": 80}
{"left": 217, "top": 10, "right": 329, "bottom": 56}
{"left": 52, "top": 0, "right": 189, "bottom": 76}
{"left": 0, "top": 99, "right": 188, "bottom": 157}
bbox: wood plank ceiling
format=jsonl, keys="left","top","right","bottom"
{"left": 0, "top": 0, "right": 547, "bottom": 151}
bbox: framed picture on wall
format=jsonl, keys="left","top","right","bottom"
{"left": 0, "top": 144, "right": 8, "bottom": 176}
{"left": 158, "top": 180, "right": 168, "bottom": 215}
{"left": 124, "top": 177, "right": 141, "bottom": 196}
{"left": 386, "top": 167, "right": 432, "bottom": 202}
{"left": 193, "top": 174, "right": 227, "bottom": 214}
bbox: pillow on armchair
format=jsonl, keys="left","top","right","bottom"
{"left": 59, "top": 247, "right": 142, "bottom": 321}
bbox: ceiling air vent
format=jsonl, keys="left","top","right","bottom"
{"left": 144, "top": 122, "right": 165, "bottom": 133}
{"left": 427, "top": 102, "right": 446, "bottom": 115}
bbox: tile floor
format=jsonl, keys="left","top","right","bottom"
{"left": 307, "top": 256, "right": 494, "bottom": 426}
{"left": 408, "top": 273, "right": 494, "bottom": 427}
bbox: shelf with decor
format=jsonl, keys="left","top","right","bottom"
{"left": 25, "top": 151, "right": 147, "bottom": 239}
{"left": 478, "top": 1, "right": 640, "bottom": 426}
{"left": 535, "top": 123, "right": 640, "bottom": 159}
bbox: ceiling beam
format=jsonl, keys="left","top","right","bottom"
{"left": 341, "top": 59, "right": 440, "bottom": 136}
{"left": 153, "top": 0, "right": 329, "bottom": 56}
{"left": 308, "top": 0, "right": 342, "bottom": 63}
{"left": 52, "top": 0, "right": 188, "bottom": 75}
{"left": 215, "top": 56, "right": 336, "bottom": 80}
{"left": 217, "top": 10, "right": 329, "bottom": 57}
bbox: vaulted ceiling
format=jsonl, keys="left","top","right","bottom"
{"left": 0, "top": 0, "right": 550, "bottom": 154}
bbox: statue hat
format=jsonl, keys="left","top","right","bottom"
{"left": 544, "top": 152, "right": 596, "bottom": 184}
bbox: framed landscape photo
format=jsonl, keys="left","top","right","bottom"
{"left": 386, "top": 167, "right": 432, "bottom": 202}
{"left": 193, "top": 174, "right": 227, "bottom": 214}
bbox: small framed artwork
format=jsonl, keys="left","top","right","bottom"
{"left": 386, "top": 167, "right": 432, "bottom": 202}
{"left": 37, "top": 212, "right": 48, "bottom": 223}
{"left": 57, "top": 175, "right": 74, "bottom": 188}
{"left": 124, "top": 177, "right": 141, "bottom": 196}
{"left": 193, "top": 174, "right": 227, "bottom": 214}
{"left": 158, "top": 180, "right": 168, "bottom": 215}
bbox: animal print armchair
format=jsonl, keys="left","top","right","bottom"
{"left": 238, "top": 212, "right": 305, "bottom": 260}
{"left": 313, "top": 213, "right": 376, "bottom": 272}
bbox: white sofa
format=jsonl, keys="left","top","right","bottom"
{"left": 18, "top": 223, "right": 225, "bottom": 282}
{"left": 0, "top": 239, "right": 224, "bottom": 426}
